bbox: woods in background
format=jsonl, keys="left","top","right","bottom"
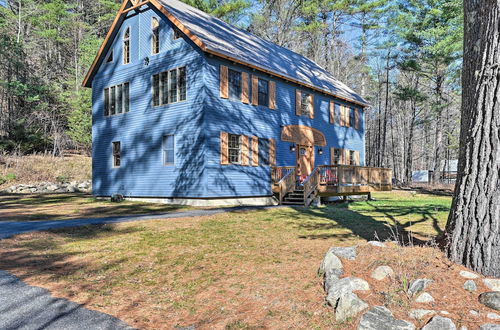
{"left": 0, "top": 0, "right": 463, "bottom": 185}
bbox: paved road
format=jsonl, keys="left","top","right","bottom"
{"left": 0, "top": 206, "right": 279, "bottom": 239}
{"left": 0, "top": 270, "right": 133, "bottom": 330}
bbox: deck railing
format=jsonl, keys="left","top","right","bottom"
{"left": 272, "top": 167, "right": 296, "bottom": 203}
{"left": 271, "top": 166, "right": 295, "bottom": 183}
{"left": 318, "top": 165, "right": 392, "bottom": 193}
{"left": 302, "top": 167, "right": 320, "bottom": 205}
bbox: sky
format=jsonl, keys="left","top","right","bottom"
{"left": 0, "top": 0, "right": 6, "bottom": 8}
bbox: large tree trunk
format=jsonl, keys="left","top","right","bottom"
{"left": 445, "top": 1, "right": 500, "bottom": 277}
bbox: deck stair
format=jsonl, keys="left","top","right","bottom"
{"left": 282, "top": 188, "right": 306, "bottom": 205}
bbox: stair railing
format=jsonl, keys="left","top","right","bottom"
{"left": 277, "top": 167, "right": 296, "bottom": 204}
{"left": 302, "top": 167, "right": 320, "bottom": 206}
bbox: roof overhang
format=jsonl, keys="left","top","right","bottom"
{"left": 82, "top": 0, "right": 369, "bottom": 108}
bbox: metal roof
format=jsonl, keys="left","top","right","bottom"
{"left": 158, "top": 0, "right": 368, "bottom": 106}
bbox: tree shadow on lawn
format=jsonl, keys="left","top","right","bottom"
{"left": 0, "top": 193, "right": 189, "bottom": 222}
{"left": 291, "top": 201, "right": 446, "bottom": 246}
{"left": 0, "top": 224, "right": 140, "bottom": 282}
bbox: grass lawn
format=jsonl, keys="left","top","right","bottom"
{"left": 0, "top": 191, "right": 452, "bottom": 329}
{"left": 0, "top": 193, "right": 193, "bottom": 222}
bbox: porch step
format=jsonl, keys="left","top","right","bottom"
{"left": 282, "top": 189, "right": 306, "bottom": 206}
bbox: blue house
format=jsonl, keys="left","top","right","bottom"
{"left": 83, "top": 0, "right": 392, "bottom": 206}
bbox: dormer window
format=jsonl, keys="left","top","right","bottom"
{"left": 152, "top": 17, "right": 160, "bottom": 55}
{"left": 123, "top": 28, "right": 130, "bottom": 64}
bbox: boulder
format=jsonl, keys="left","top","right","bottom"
{"left": 463, "top": 280, "right": 477, "bottom": 292}
{"left": 484, "top": 279, "right": 500, "bottom": 291}
{"left": 459, "top": 270, "right": 480, "bottom": 279}
{"left": 319, "top": 250, "right": 343, "bottom": 278}
{"left": 326, "top": 277, "right": 370, "bottom": 307}
{"left": 358, "top": 306, "right": 415, "bottom": 330}
{"left": 329, "top": 246, "right": 357, "bottom": 260}
{"left": 479, "top": 292, "right": 500, "bottom": 311}
{"left": 371, "top": 266, "right": 394, "bottom": 281}
{"left": 335, "top": 292, "right": 368, "bottom": 322}
{"left": 415, "top": 292, "right": 435, "bottom": 303}
{"left": 480, "top": 325, "right": 500, "bottom": 330}
{"left": 409, "top": 309, "right": 435, "bottom": 320}
{"left": 408, "top": 279, "right": 432, "bottom": 296}
{"left": 421, "top": 316, "right": 456, "bottom": 330}
{"left": 367, "top": 241, "right": 386, "bottom": 248}
{"left": 487, "top": 312, "right": 500, "bottom": 320}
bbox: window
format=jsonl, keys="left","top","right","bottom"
{"left": 228, "top": 134, "right": 241, "bottom": 164}
{"left": 173, "top": 26, "right": 182, "bottom": 40}
{"left": 258, "top": 138, "right": 269, "bottom": 166}
{"left": 107, "top": 51, "right": 113, "bottom": 63}
{"left": 152, "top": 67, "right": 187, "bottom": 106}
{"left": 229, "top": 69, "right": 241, "bottom": 100}
{"left": 104, "top": 83, "right": 130, "bottom": 116}
{"left": 301, "top": 92, "right": 311, "bottom": 116}
{"left": 332, "top": 148, "right": 341, "bottom": 165}
{"left": 112, "top": 142, "right": 121, "bottom": 168}
{"left": 349, "top": 108, "right": 355, "bottom": 128}
{"left": 349, "top": 150, "right": 355, "bottom": 165}
{"left": 334, "top": 103, "right": 340, "bottom": 125}
{"left": 258, "top": 79, "right": 269, "bottom": 107}
{"left": 152, "top": 17, "right": 160, "bottom": 55}
{"left": 123, "top": 28, "right": 130, "bottom": 64}
{"left": 162, "top": 135, "right": 175, "bottom": 165}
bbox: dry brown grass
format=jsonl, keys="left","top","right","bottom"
{"left": 345, "top": 244, "right": 496, "bottom": 329}
{"left": 0, "top": 192, "right": 458, "bottom": 329}
{"left": 0, "top": 154, "right": 91, "bottom": 188}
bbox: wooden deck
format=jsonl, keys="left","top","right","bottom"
{"left": 272, "top": 165, "right": 393, "bottom": 205}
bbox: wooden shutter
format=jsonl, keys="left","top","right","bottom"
{"left": 251, "top": 75, "right": 259, "bottom": 105}
{"left": 251, "top": 136, "right": 259, "bottom": 166}
{"left": 340, "top": 148, "right": 345, "bottom": 165}
{"left": 345, "top": 107, "right": 351, "bottom": 127}
{"left": 241, "top": 135, "right": 249, "bottom": 166}
{"left": 329, "top": 101, "right": 334, "bottom": 124}
{"left": 220, "top": 65, "right": 228, "bottom": 99}
{"left": 354, "top": 108, "right": 359, "bottom": 129}
{"left": 330, "top": 147, "right": 335, "bottom": 164}
{"left": 295, "top": 89, "right": 301, "bottom": 116}
{"left": 354, "top": 151, "right": 360, "bottom": 165}
{"left": 241, "top": 72, "right": 249, "bottom": 104}
{"left": 269, "top": 81, "right": 276, "bottom": 109}
{"left": 220, "top": 132, "right": 229, "bottom": 164}
{"left": 269, "top": 138, "right": 276, "bottom": 166}
{"left": 308, "top": 94, "right": 314, "bottom": 119}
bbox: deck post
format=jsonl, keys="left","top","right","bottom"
{"left": 368, "top": 192, "right": 373, "bottom": 201}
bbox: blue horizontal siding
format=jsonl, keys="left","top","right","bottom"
{"left": 91, "top": 3, "right": 365, "bottom": 199}
{"left": 92, "top": 5, "right": 207, "bottom": 198}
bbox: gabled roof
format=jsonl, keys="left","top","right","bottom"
{"left": 83, "top": 0, "right": 369, "bottom": 107}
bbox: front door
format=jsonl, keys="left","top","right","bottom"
{"left": 296, "top": 145, "right": 314, "bottom": 179}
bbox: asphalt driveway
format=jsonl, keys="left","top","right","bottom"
{"left": 0, "top": 270, "right": 133, "bottom": 330}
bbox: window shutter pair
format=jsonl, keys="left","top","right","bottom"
{"left": 329, "top": 101, "right": 334, "bottom": 124}
{"left": 220, "top": 132, "right": 260, "bottom": 166}
{"left": 295, "top": 89, "right": 314, "bottom": 118}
